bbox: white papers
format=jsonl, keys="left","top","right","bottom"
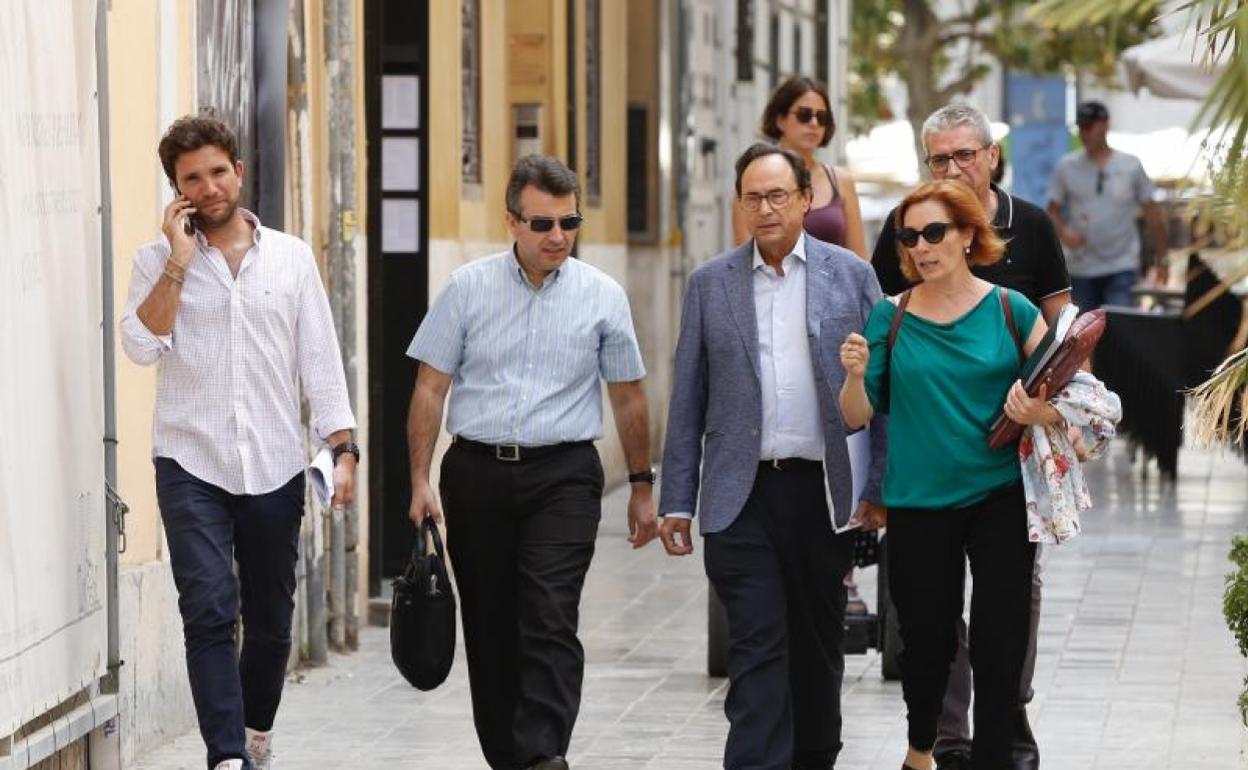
{"left": 831, "top": 427, "right": 874, "bottom": 533}
{"left": 308, "top": 447, "right": 336, "bottom": 508}
{"left": 1021, "top": 302, "right": 1080, "bottom": 388}
{"left": 847, "top": 428, "right": 871, "bottom": 505}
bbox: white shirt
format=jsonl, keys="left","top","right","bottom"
{"left": 753, "top": 234, "right": 824, "bottom": 461}
{"left": 119, "top": 210, "right": 356, "bottom": 495}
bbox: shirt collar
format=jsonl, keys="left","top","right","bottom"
{"left": 989, "top": 185, "right": 1013, "bottom": 230}
{"left": 191, "top": 207, "right": 263, "bottom": 247}
{"left": 508, "top": 244, "right": 565, "bottom": 290}
{"left": 752, "top": 231, "right": 807, "bottom": 271}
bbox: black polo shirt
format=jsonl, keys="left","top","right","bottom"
{"left": 871, "top": 185, "right": 1071, "bottom": 305}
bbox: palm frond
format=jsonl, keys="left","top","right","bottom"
{"left": 1187, "top": 347, "right": 1248, "bottom": 447}
{"left": 1027, "top": 0, "right": 1162, "bottom": 29}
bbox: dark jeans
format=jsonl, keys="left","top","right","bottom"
{"left": 154, "top": 458, "right": 304, "bottom": 770}
{"left": 887, "top": 482, "right": 1035, "bottom": 770}
{"left": 1072, "top": 269, "right": 1136, "bottom": 310}
{"left": 439, "top": 442, "right": 604, "bottom": 770}
{"left": 704, "top": 462, "right": 855, "bottom": 770}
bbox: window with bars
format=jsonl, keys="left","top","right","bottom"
{"left": 461, "top": 0, "right": 482, "bottom": 187}
{"left": 585, "top": 0, "right": 601, "bottom": 205}
{"left": 736, "top": 0, "right": 753, "bottom": 81}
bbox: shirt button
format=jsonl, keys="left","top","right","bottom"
{"left": 751, "top": 428, "right": 759, "bottom": 436}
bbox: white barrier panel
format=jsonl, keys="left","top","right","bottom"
{"left": 0, "top": 0, "right": 106, "bottom": 737}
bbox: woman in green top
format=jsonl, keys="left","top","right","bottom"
{"left": 839, "top": 180, "right": 1064, "bottom": 770}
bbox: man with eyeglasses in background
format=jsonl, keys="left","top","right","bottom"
{"left": 405, "top": 154, "right": 659, "bottom": 770}
{"left": 1047, "top": 100, "right": 1168, "bottom": 310}
{"left": 871, "top": 103, "right": 1070, "bottom": 770}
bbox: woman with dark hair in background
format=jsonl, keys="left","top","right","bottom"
{"left": 734, "top": 75, "right": 868, "bottom": 260}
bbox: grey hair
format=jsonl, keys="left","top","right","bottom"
{"left": 921, "top": 103, "right": 994, "bottom": 149}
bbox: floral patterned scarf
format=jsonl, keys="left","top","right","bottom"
{"left": 1019, "top": 371, "right": 1122, "bottom": 544}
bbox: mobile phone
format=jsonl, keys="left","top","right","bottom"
{"left": 176, "top": 192, "right": 199, "bottom": 236}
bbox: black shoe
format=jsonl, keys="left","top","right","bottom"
{"left": 934, "top": 751, "right": 971, "bottom": 770}
{"left": 1011, "top": 708, "right": 1039, "bottom": 770}
{"left": 527, "top": 759, "right": 570, "bottom": 770}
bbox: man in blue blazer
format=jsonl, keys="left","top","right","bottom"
{"left": 659, "top": 143, "right": 887, "bottom": 770}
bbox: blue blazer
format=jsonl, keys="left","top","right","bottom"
{"left": 659, "top": 236, "right": 887, "bottom": 534}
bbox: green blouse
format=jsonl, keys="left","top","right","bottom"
{"left": 864, "top": 287, "right": 1040, "bottom": 510}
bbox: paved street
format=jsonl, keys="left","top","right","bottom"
{"left": 135, "top": 441, "right": 1247, "bottom": 769}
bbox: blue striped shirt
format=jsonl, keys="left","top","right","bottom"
{"left": 407, "top": 249, "right": 646, "bottom": 445}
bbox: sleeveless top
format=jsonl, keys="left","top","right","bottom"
{"left": 803, "top": 164, "right": 847, "bottom": 247}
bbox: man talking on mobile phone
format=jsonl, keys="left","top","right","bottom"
{"left": 119, "top": 115, "right": 357, "bottom": 770}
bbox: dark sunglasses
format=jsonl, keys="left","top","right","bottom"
{"left": 896, "top": 221, "right": 952, "bottom": 248}
{"left": 513, "top": 212, "right": 583, "bottom": 233}
{"left": 791, "top": 107, "right": 831, "bottom": 127}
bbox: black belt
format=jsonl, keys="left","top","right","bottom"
{"left": 759, "top": 457, "right": 822, "bottom": 472}
{"left": 453, "top": 436, "right": 593, "bottom": 463}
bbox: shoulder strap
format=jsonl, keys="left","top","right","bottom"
{"left": 882, "top": 290, "right": 911, "bottom": 410}
{"left": 998, "top": 287, "right": 1024, "bottom": 364}
{"left": 824, "top": 163, "right": 841, "bottom": 200}
{"left": 887, "top": 290, "right": 911, "bottom": 354}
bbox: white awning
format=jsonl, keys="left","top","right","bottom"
{"left": 1120, "top": 34, "right": 1221, "bottom": 101}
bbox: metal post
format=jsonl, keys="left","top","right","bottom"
{"left": 97, "top": 0, "right": 123, "bottom": 698}
{"left": 324, "top": 0, "right": 360, "bottom": 652}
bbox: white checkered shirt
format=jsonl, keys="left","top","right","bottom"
{"left": 120, "top": 210, "right": 356, "bottom": 495}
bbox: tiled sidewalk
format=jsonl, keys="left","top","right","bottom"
{"left": 135, "top": 442, "right": 1247, "bottom": 769}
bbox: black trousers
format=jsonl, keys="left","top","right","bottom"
{"left": 439, "top": 442, "right": 604, "bottom": 770}
{"left": 154, "top": 458, "right": 303, "bottom": 770}
{"left": 704, "top": 463, "right": 855, "bottom": 770}
{"left": 887, "top": 482, "right": 1036, "bottom": 770}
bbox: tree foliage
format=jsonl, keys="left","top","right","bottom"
{"left": 849, "top": 0, "right": 1158, "bottom": 155}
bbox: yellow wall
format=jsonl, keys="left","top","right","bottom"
{"left": 428, "top": 0, "right": 629, "bottom": 249}
{"left": 108, "top": 0, "right": 197, "bottom": 565}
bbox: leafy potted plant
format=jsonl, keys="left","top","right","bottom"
{"left": 1226, "top": 533, "right": 1248, "bottom": 728}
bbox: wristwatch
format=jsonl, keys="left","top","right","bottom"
{"left": 331, "top": 441, "right": 360, "bottom": 464}
{"left": 628, "top": 467, "right": 657, "bottom": 484}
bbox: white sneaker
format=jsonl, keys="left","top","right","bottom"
{"left": 213, "top": 761, "right": 244, "bottom": 770}
{"left": 245, "top": 727, "right": 274, "bottom": 769}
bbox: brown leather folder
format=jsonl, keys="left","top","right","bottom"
{"left": 987, "top": 309, "right": 1108, "bottom": 451}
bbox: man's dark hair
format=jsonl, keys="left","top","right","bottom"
{"left": 760, "top": 76, "right": 836, "bottom": 147}
{"left": 158, "top": 115, "right": 240, "bottom": 186}
{"left": 734, "top": 143, "right": 811, "bottom": 196}
{"left": 506, "top": 155, "right": 580, "bottom": 216}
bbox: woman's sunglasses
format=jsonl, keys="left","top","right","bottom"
{"left": 513, "top": 213, "right": 583, "bottom": 233}
{"left": 896, "top": 221, "right": 951, "bottom": 248}
{"left": 790, "top": 107, "right": 831, "bottom": 127}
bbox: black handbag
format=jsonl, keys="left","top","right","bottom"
{"left": 390, "top": 518, "right": 456, "bottom": 690}
{"left": 852, "top": 529, "right": 880, "bottom": 568}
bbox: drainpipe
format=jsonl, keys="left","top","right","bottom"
{"left": 324, "top": 0, "right": 360, "bottom": 652}
{"left": 97, "top": 0, "right": 125, "bottom": 698}
{"left": 287, "top": 0, "right": 328, "bottom": 666}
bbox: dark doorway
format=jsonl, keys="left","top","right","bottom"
{"left": 365, "top": 0, "right": 429, "bottom": 593}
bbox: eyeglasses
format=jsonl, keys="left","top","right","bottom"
{"left": 512, "top": 212, "right": 583, "bottom": 233}
{"left": 924, "top": 146, "right": 988, "bottom": 174}
{"left": 740, "top": 188, "right": 800, "bottom": 212}
{"left": 790, "top": 107, "right": 831, "bottom": 127}
{"left": 896, "top": 221, "right": 952, "bottom": 248}
{"left": 1096, "top": 169, "right": 1105, "bottom": 195}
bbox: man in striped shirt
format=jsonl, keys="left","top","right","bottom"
{"left": 406, "top": 155, "right": 658, "bottom": 770}
{"left": 120, "top": 116, "right": 357, "bottom": 770}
